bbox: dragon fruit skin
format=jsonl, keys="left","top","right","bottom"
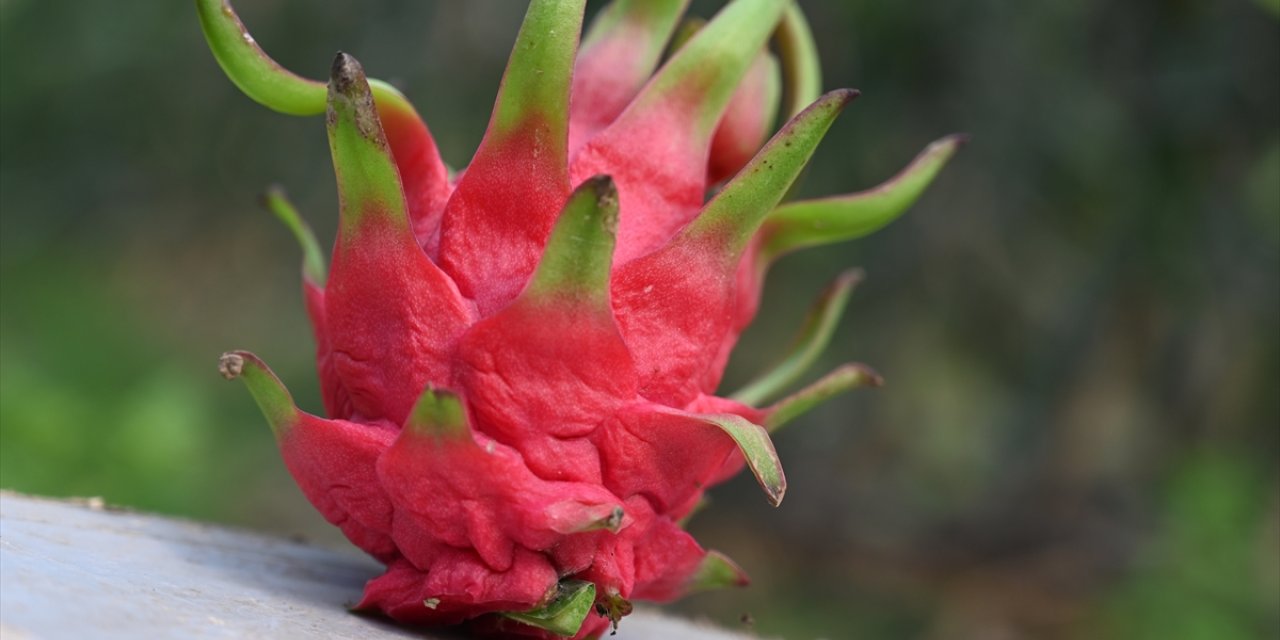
{"left": 200, "top": 0, "right": 961, "bottom": 636}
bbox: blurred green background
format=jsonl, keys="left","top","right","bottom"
{"left": 1, "top": 1, "right": 1277, "bottom": 638}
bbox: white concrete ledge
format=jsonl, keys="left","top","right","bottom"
{"left": 0, "top": 492, "right": 754, "bottom": 640}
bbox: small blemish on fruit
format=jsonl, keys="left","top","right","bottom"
{"left": 423, "top": 598, "right": 440, "bottom": 609}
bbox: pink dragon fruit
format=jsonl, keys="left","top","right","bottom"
{"left": 198, "top": 0, "right": 960, "bottom": 636}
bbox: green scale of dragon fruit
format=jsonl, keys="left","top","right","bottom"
{"left": 197, "top": 0, "right": 961, "bottom": 637}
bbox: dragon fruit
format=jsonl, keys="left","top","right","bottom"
{"left": 198, "top": 0, "right": 960, "bottom": 636}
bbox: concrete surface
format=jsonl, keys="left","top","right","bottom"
{"left": 0, "top": 492, "right": 755, "bottom": 639}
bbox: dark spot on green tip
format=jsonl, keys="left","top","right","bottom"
{"left": 582, "top": 174, "right": 618, "bottom": 213}
{"left": 597, "top": 592, "right": 633, "bottom": 629}
{"left": 329, "top": 52, "right": 364, "bottom": 95}
{"left": 524, "top": 174, "right": 620, "bottom": 301}
{"left": 604, "top": 506, "right": 624, "bottom": 531}
{"left": 327, "top": 51, "right": 385, "bottom": 143}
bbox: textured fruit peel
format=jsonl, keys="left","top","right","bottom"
{"left": 199, "top": 0, "right": 960, "bottom": 636}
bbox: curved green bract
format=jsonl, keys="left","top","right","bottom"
{"left": 776, "top": 3, "right": 822, "bottom": 118}
{"left": 501, "top": 580, "right": 597, "bottom": 637}
{"left": 525, "top": 176, "right": 619, "bottom": 304}
{"left": 491, "top": 0, "right": 587, "bottom": 135}
{"left": 672, "top": 3, "right": 814, "bottom": 121}
{"left": 687, "top": 550, "right": 749, "bottom": 593}
{"left": 195, "top": 0, "right": 323, "bottom": 115}
{"left": 262, "top": 186, "right": 326, "bottom": 286}
{"left": 732, "top": 269, "right": 862, "bottom": 406}
{"left": 683, "top": 411, "right": 787, "bottom": 507}
{"left": 689, "top": 89, "right": 857, "bottom": 253}
{"left": 218, "top": 351, "right": 297, "bottom": 438}
{"left": 638, "top": 0, "right": 788, "bottom": 136}
{"left": 762, "top": 134, "right": 966, "bottom": 260}
{"left": 405, "top": 386, "right": 469, "bottom": 440}
{"left": 582, "top": 0, "right": 688, "bottom": 60}
{"left": 196, "top": 0, "right": 417, "bottom": 119}
{"left": 765, "top": 363, "right": 883, "bottom": 432}
{"left": 327, "top": 54, "right": 411, "bottom": 238}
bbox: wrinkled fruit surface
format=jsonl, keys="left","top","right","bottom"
{"left": 199, "top": 0, "right": 960, "bottom": 637}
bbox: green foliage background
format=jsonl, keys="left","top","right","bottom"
{"left": 2, "top": 1, "right": 1277, "bottom": 638}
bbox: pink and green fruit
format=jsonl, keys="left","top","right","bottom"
{"left": 198, "top": 0, "right": 960, "bottom": 637}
